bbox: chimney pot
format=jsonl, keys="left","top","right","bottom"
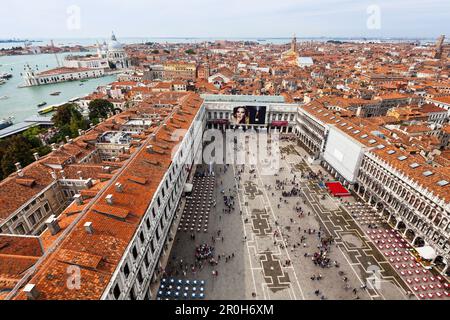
{"left": 84, "top": 222, "right": 94, "bottom": 234}
{"left": 146, "top": 145, "right": 154, "bottom": 153}
{"left": 106, "top": 194, "right": 114, "bottom": 205}
{"left": 73, "top": 194, "right": 83, "bottom": 205}
{"left": 85, "top": 178, "right": 93, "bottom": 188}
{"left": 50, "top": 171, "right": 57, "bottom": 180}
{"left": 51, "top": 143, "right": 57, "bottom": 151}
{"left": 23, "top": 284, "right": 39, "bottom": 300}
{"left": 15, "top": 162, "right": 22, "bottom": 171}
{"left": 115, "top": 182, "right": 123, "bottom": 193}
{"left": 45, "top": 215, "right": 61, "bottom": 235}
{"left": 33, "top": 153, "right": 40, "bottom": 161}
{"left": 65, "top": 136, "right": 70, "bottom": 143}
{"left": 17, "top": 169, "right": 24, "bottom": 177}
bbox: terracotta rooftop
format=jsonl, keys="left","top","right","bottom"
{"left": 8, "top": 92, "right": 203, "bottom": 300}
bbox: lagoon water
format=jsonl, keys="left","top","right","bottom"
{"left": 0, "top": 52, "right": 116, "bottom": 123}
{"left": 0, "top": 36, "right": 433, "bottom": 123}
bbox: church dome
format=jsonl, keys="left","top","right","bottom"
{"left": 108, "top": 33, "right": 124, "bottom": 51}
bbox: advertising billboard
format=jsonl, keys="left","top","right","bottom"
{"left": 231, "top": 106, "right": 267, "bottom": 125}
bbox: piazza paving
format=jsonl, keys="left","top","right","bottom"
{"left": 162, "top": 140, "right": 449, "bottom": 300}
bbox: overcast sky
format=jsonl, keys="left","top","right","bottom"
{"left": 2, "top": 0, "right": 449, "bottom": 39}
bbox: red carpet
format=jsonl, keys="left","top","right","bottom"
{"left": 325, "top": 182, "right": 351, "bottom": 197}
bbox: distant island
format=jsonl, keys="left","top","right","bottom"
{"left": 0, "top": 39, "right": 42, "bottom": 43}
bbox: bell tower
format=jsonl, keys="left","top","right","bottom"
{"left": 291, "top": 33, "right": 297, "bottom": 54}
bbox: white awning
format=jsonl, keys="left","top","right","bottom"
{"left": 183, "top": 183, "right": 193, "bottom": 193}
{"left": 415, "top": 246, "right": 437, "bottom": 260}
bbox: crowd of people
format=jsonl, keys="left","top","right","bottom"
{"left": 163, "top": 142, "right": 373, "bottom": 299}
{"left": 195, "top": 244, "right": 215, "bottom": 261}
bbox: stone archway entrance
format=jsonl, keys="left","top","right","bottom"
{"left": 405, "top": 229, "right": 415, "bottom": 242}
{"left": 413, "top": 237, "right": 425, "bottom": 247}
{"left": 433, "top": 256, "right": 446, "bottom": 273}
{"left": 388, "top": 215, "right": 397, "bottom": 229}
{"left": 396, "top": 221, "right": 406, "bottom": 233}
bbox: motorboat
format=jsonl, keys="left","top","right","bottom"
{"left": 37, "top": 101, "right": 47, "bottom": 107}
{"left": 0, "top": 117, "right": 14, "bottom": 130}
{"left": 0, "top": 72, "right": 13, "bottom": 79}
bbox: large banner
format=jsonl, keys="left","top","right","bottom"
{"left": 231, "top": 106, "right": 267, "bottom": 125}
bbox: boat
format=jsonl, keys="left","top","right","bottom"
{"left": 0, "top": 79, "right": 6, "bottom": 85}
{"left": 38, "top": 105, "right": 59, "bottom": 115}
{"left": 0, "top": 95, "right": 9, "bottom": 100}
{"left": 50, "top": 91, "right": 61, "bottom": 96}
{"left": 0, "top": 72, "right": 13, "bottom": 79}
{"left": 80, "top": 79, "right": 89, "bottom": 83}
{"left": 37, "top": 102, "right": 47, "bottom": 107}
{"left": 0, "top": 117, "right": 14, "bottom": 130}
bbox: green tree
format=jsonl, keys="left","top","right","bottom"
{"left": 49, "top": 103, "right": 89, "bottom": 144}
{"left": 52, "top": 103, "right": 82, "bottom": 128}
{"left": 1, "top": 136, "right": 34, "bottom": 178}
{"left": 0, "top": 139, "right": 12, "bottom": 179}
{"left": 185, "top": 49, "right": 196, "bottom": 55}
{"left": 88, "top": 99, "right": 114, "bottom": 122}
{"left": 22, "top": 126, "right": 44, "bottom": 149}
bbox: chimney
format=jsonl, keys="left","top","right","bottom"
{"left": 17, "top": 169, "right": 24, "bottom": 177}
{"left": 60, "top": 170, "right": 65, "bottom": 180}
{"left": 77, "top": 170, "right": 83, "bottom": 180}
{"left": 103, "top": 166, "right": 111, "bottom": 173}
{"left": 146, "top": 145, "right": 154, "bottom": 153}
{"left": 45, "top": 215, "right": 61, "bottom": 235}
{"left": 115, "top": 182, "right": 123, "bottom": 193}
{"left": 68, "top": 138, "right": 73, "bottom": 144}
{"left": 84, "top": 178, "right": 93, "bottom": 188}
{"left": 23, "top": 284, "right": 39, "bottom": 300}
{"left": 163, "top": 123, "right": 168, "bottom": 130}
{"left": 150, "top": 133, "right": 156, "bottom": 141}
{"left": 84, "top": 221, "right": 94, "bottom": 234}
{"left": 124, "top": 147, "right": 130, "bottom": 154}
{"left": 78, "top": 129, "right": 83, "bottom": 136}
{"left": 50, "top": 171, "right": 57, "bottom": 180}
{"left": 15, "top": 162, "right": 22, "bottom": 171}
{"left": 73, "top": 194, "right": 83, "bottom": 205}
{"left": 33, "top": 153, "right": 40, "bottom": 161}
{"left": 51, "top": 143, "right": 57, "bottom": 151}
{"left": 105, "top": 194, "right": 114, "bottom": 205}
{"left": 65, "top": 136, "right": 70, "bottom": 143}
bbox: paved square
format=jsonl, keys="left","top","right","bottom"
{"left": 162, "top": 141, "right": 431, "bottom": 300}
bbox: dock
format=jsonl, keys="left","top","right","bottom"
{"left": 0, "top": 115, "right": 54, "bottom": 139}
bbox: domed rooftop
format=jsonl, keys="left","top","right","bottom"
{"left": 108, "top": 33, "right": 124, "bottom": 51}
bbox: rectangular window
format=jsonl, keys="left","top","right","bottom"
{"left": 15, "top": 223, "right": 26, "bottom": 235}
{"left": 28, "top": 214, "right": 36, "bottom": 226}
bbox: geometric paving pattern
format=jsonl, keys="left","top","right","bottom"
{"left": 251, "top": 209, "right": 272, "bottom": 236}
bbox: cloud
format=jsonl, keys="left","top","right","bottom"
{"left": 0, "top": 0, "right": 448, "bottom": 38}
